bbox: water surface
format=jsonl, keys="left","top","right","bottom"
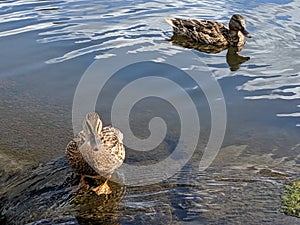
{"left": 0, "top": 0, "right": 299, "bottom": 224}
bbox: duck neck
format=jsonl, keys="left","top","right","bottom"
{"left": 228, "top": 30, "right": 245, "bottom": 46}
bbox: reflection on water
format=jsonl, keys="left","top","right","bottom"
{"left": 0, "top": 0, "right": 300, "bottom": 224}
{"left": 1, "top": 0, "right": 297, "bottom": 120}
{"left": 0, "top": 158, "right": 127, "bottom": 224}
{"left": 168, "top": 33, "right": 229, "bottom": 54}
{"left": 226, "top": 47, "right": 250, "bottom": 71}
{"left": 167, "top": 34, "right": 251, "bottom": 70}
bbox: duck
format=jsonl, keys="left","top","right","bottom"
{"left": 66, "top": 112, "right": 125, "bottom": 195}
{"left": 165, "top": 14, "right": 251, "bottom": 47}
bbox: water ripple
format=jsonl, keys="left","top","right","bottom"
{"left": 0, "top": 0, "right": 299, "bottom": 122}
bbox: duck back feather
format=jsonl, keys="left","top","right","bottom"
{"left": 165, "top": 18, "right": 229, "bottom": 46}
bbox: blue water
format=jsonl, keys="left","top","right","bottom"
{"left": 0, "top": 0, "right": 299, "bottom": 224}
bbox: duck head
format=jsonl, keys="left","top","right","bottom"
{"left": 82, "top": 112, "right": 103, "bottom": 151}
{"left": 229, "top": 14, "right": 251, "bottom": 38}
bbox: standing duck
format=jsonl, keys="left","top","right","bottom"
{"left": 66, "top": 112, "right": 125, "bottom": 195}
{"left": 165, "top": 14, "right": 251, "bottom": 47}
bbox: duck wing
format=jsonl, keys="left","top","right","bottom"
{"left": 65, "top": 136, "right": 99, "bottom": 177}
{"left": 166, "top": 18, "right": 229, "bottom": 46}
{"left": 100, "top": 126, "right": 125, "bottom": 163}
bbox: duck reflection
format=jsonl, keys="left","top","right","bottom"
{"left": 167, "top": 33, "right": 250, "bottom": 71}
{"left": 226, "top": 46, "right": 250, "bottom": 71}
{"left": 72, "top": 174, "right": 126, "bottom": 224}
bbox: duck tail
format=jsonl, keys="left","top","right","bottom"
{"left": 165, "top": 18, "right": 175, "bottom": 27}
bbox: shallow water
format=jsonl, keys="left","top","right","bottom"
{"left": 0, "top": 0, "right": 299, "bottom": 224}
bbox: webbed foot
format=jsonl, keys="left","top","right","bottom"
{"left": 92, "top": 179, "right": 112, "bottom": 195}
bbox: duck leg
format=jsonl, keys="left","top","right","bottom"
{"left": 92, "top": 175, "right": 112, "bottom": 195}
{"left": 67, "top": 175, "right": 89, "bottom": 191}
{"left": 78, "top": 175, "right": 89, "bottom": 188}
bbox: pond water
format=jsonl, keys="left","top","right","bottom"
{"left": 0, "top": 0, "right": 299, "bottom": 224}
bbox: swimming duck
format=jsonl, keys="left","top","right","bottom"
{"left": 66, "top": 112, "right": 125, "bottom": 195}
{"left": 165, "top": 14, "right": 251, "bottom": 47}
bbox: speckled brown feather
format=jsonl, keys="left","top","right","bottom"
{"left": 166, "top": 18, "right": 229, "bottom": 45}
{"left": 100, "top": 126, "right": 125, "bottom": 163}
{"left": 65, "top": 137, "right": 99, "bottom": 177}
{"left": 66, "top": 126, "right": 125, "bottom": 177}
{"left": 165, "top": 15, "right": 250, "bottom": 47}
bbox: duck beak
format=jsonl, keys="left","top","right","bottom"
{"left": 92, "top": 135, "right": 102, "bottom": 151}
{"left": 241, "top": 28, "right": 251, "bottom": 38}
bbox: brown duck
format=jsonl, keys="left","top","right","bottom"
{"left": 66, "top": 112, "right": 125, "bottom": 195}
{"left": 165, "top": 14, "right": 251, "bottom": 47}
